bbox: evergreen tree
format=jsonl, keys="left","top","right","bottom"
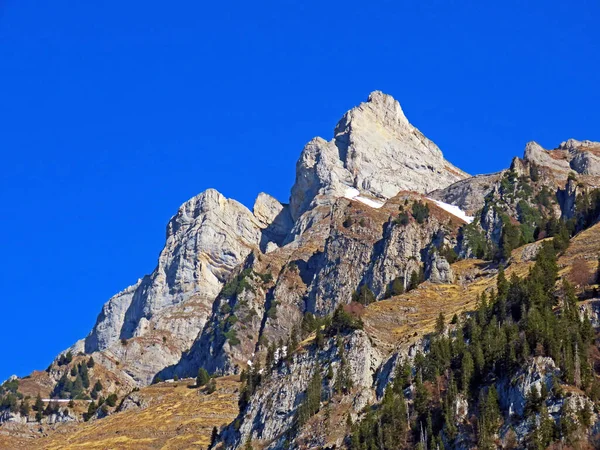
{"left": 559, "top": 401, "right": 577, "bottom": 445}
{"left": 206, "top": 378, "right": 217, "bottom": 394}
{"left": 196, "top": 368, "right": 210, "bottom": 387}
{"left": 93, "top": 380, "right": 103, "bottom": 393}
{"left": 315, "top": 327, "right": 324, "bottom": 349}
{"left": 390, "top": 276, "right": 405, "bottom": 296}
{"left": 408, "top": 268, "right": 425, "bottom": 291}
{"left": 460, "top": 351, "right": 474, "bottom": 393}
{"left": 105, "top": 393, "right": 118, "bottom": 407}
{"left": 34, "top": 393, "right": 44, "bottom": 412}
{"left": 84, "top": 401, "right": 97, "bottom": 421}
{"left": 265, "top": 343, "right": 276, "bottom": 368}
{"left": 296, "top": 370, "right": 322, "bottom": 427}
{"left": 435, "top": 312, "right": 445, "bottom": 334}
{"left": 354, "top": 284, "right": 376, "bottom": 305}
{"left": 72, "top": 374, "right": 84, "bottom": 398}
{"left": 414, "top": 371, "right": 430, "bottom": 418}
{"left": 79, "top": 363, "right": 90, "bottom": 389}
{"left": 19, "top": 399, "right": 30, "bottom": 416}
{"left": 210, "top": 426, "right": 219, "bottom": 448}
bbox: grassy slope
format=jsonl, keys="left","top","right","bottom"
{"left": 0, "top": 376, "right": 240, "bottom": 450}
{"left": 3, "top": 221, "right": 600, "bottom": 449}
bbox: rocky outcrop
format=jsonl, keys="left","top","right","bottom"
{"left": 497, "top": 357, "right": 560, "bottom": 418}
{"left": 70, "top": 189, "right": 267, "bottom": 384}
{"left": 524, "top": 141, "right": 571, "bottom": 173}
{"left": 222, "top": 329, "right": 381, "bottom": 449}
{"left": 164, "top": 194, "right": 463, "bottom": 381}
{"left": 426, "top": 254, "right": 454, "bottom": 284}
{"left": 289, "top": 91, "right": 468, "bottom": 222}
{"left": 523, "top": 139, "right": 600, "bottom": 177}
{"left": 429, "top": 173, "right": 502, "bottom": 215}
{"left": 56, "top": 87, "right": 599, "bottom": 394}
{"left": 68, "top": 91, "right": 469, "bottom": 387}
{"left": 253, "top": 193, "right": 293, "bottom": 251}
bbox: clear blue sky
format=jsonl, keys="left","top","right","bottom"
{"left": 0, "top": 0, "right": 598, "bottom": 382}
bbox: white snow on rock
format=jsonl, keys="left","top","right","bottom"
{"left": 343, "top": 187, "right": 385, "bottom": 209}
{"left": 427, "top": 198, "right": 474, "bottom": 224}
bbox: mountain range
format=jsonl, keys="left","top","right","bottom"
{"left": 2, "top": 91, "right": 600, "bottom": 450}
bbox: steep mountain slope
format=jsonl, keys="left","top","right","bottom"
{"left": 2, "top": 91, "right": 600, "bottom": 450}
{"left": 55, "top": 91, "right": 468, "bottom": 387}
{"left": 218, "top": 224, "right": 600, "bottom": 450}
{"left": 289, "top": 91, "right": 468, "bottom": 222}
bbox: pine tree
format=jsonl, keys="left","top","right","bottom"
{"left": 296, "top": 370, "right": 322, "bottom": 427}
{"left": 19, "top": 399, "right": 30, "bottom": 416}
{"left": 72, "top": 374, "right": 84, "bottom": 398}
{"left": 574, "top": 341, "right": 581, "bottom": 388}
{"left": 460, "top": 351, "right": 474, "bottom": 393}
{"left": 435, "top": 312, "right": 445, "bottom": 334}
{"left": 210, "top": 426, "right": 219, "bottom": 448}
{"left": 559, "top": 401, "right": 577, "bottom": 445}
{"left": 93, "top": 379, "right": 103, "bottom": 393}
{"left": 34, "top": 393, "right": 44, "bottom": 412}
{"left": 84, "top": 401, "right": 97, "bottom": 421}
{"left": 290, "top": 329, "right": 299, "bottom": 352}
{"left": 87, "top": 357, "right": 95, "bottom": 368}
{"left": 196, "top": 368, "right": 210, "bottom": 387}
{"left": 390, "top": 276, "right": 405, "bottom": 296}
{"left": 315, "top": 327, "right": 324, "bottom": 349}
{"left": 525, "top": 386, "right": 541, "bottom": 417}
{"left": 79, "top": 362, "right": 90, "bottom": 389}
{"left": 206, "top": 378, "right": 217, "bottom": 394}
{"left": 414, "top": 370, "right": 430, "bottom": 418}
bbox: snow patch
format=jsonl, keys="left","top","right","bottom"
{"left": 343, "top": 187, "right": 385, "bottom": 209}
{"left": 426, "top": 198, "right": 474, "bottom": 224}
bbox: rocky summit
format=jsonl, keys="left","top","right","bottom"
{"left": 3, "top": 91, "right": 600, "bottom": 450}
{"left": 290, "top": 91, "right": 468, "bottom": 221}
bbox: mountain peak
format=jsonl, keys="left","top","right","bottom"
{"left": 365, "top": 90, "right": 408, "bottom": 121}
{"left": 289, "top": 91, "right": 468, "bottom": 220}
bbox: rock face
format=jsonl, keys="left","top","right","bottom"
{"left": 87, "top": 189, "right": 264, "bottom": 353}
{"left": 289, "top": 91, "right": 468, "bottom": 221}
{"left": 59, "top": 91, "right": 470, "bottom": 386}
{"left": 253, "top": 192, "right": 293, "bottom": 251}
{"left": 59, "top": 92, "right": 599, "bottom": 392}
{"left": 160, "top": 194, "right": 463, "bottom": 382}
{"left": 221, "top": 330, "right": 382, "bottom": 450}
{"left": 432, "top": 139, "right": 600, "bottom": 221}
{"left": 426, "top": 254, "right": 454, "bottom": 284}
{"left": 497, "top": 357, "right": 560, "bottom": 417}
{"left": 523, "top": 139, "right": 600, "bottom": 176}
{"left": 72, "top": 189, "right": 278, "bottom": 384}
{"left": 429, "top": 173, "right": 502, "bottom": 215}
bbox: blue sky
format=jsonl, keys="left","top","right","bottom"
{"left": 0, "top": 0, "right": 598, "bottom": 382}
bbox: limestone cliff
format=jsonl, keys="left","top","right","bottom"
{"left": 61, "top": 91, "right": 468, "bottom": 386}
{"left": 289, "top": 91, "right": 468, "bottom": 222}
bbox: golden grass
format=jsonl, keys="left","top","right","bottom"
{"left": 363, "top": 223, "right": 600, "bottom": 355}
{"left": 1, "top": 376, "right": 240, "bottom": 450}
{"left": 4, "top": 224, "right": 600, "bottom": 449}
